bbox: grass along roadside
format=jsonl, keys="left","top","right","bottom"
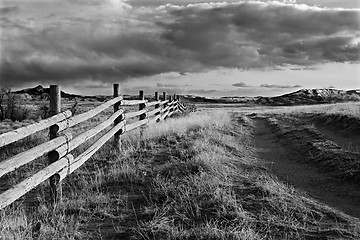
{"left": 1, "top": 110, "right": 359, "bottom": 239}
{"left": 254, "top": 102, "right": 360, "bottom": 118}
{"left": 266, "top": 115, "right": 360, "bottom": 181}
{"left": 250, "top": 102, "right": 360, "bottom": 133}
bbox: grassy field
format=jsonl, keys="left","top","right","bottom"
{"left": 0, "top": 101, "right": 360, "bottom": 239}
{"left": 196, "top": 102, "right": 360, "bottom": 118}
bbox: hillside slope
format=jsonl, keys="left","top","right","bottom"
{"left": 14, "top": 85, "right": 110, "bottom": 101}
{"left": 256, "top": 89, "right": 360, "bottom": 106}
{"left": 12, "top": 85, "right": 360, "bottom": 106}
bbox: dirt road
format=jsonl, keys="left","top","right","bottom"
{"left": 253, "top": 118, "right": 360, "bottom": 219}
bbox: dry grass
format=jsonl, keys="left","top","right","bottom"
{"left": 255, "top": 102, "right": 360, "bottom": 118}
{"left": 266, "top": 115, "right": 360, "bottom": 181}
{"left": 1, "top": 106, "right": 359, "bottom": 239}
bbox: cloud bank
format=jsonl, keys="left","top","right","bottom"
{"left": 0, "top": 0, "right": 359, "bottom": 88}
{"left": 232, "top": 82, "right": 302, "bottom": 89}
{"left": 232, "top": 82, "right": 250, "bottom": 87}
{"left": 260, "top": 84, "right": 302, "bottom": 88}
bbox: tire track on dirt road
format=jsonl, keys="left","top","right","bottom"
{"left": 253, "top": 118, "right": 360, "bottom": 219}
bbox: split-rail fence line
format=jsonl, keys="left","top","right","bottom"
{"left": 0, "top": 84, "right": 187, "bottom": 210}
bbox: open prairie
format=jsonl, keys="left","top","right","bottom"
{"left": 1, "top": 100, "right": 360, "bottom": 239}
{"left": 2, "top": 0, "right": 360, "bottom": 238}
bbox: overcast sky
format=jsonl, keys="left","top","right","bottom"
{"left": 0, "top": 0, "right": 359, "bottom": 97}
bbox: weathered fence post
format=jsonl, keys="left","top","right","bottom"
{"left": 49, "top": 85, "right": 62, "bottom": 205}
{"left": 113, "top": 84, "right": 122, "bottom": 151}
{"left": 173, "top": 94, "right": 177, "bottom": 112}
{"left": 169, "top": 95, "right": 173, "bottom": 112}
{"left": 154, "top": 92, "right": 160, "bottom": 121}
{"left": 139, "top": 90, "right": 146, "bottom": 138}
{"left": 155, "top": 92, "right": 159, "bottom": 103}
{"left": 176, "top": 95, "right": 180, "bottom": 111}
{"left": 161, "top": 92, "right": 166, "bottom": 122}
{"left": 162, "top": 92, "right": 166, "bottom": 102}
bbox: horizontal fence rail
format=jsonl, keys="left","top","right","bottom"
{"left": 48, "top": 109, "right": 125, "bottom": 161}
{"left": 124, "top": 109, "right": 147, "bottom": 119}
{"left": 146, "top": 100, "right": 161, "bottom": 107}
{"left": 0, "top": 84, "right": 187, "bottom": 210}
{"left": 0, "top": 133, "right": 73, "bottom": 179}
{"left": 58, "top": 120, "right": 127, "bottom": 181}
{"left": 0, "top": 110, "right": 72, "bottom": 148}
{"left": 0, "top": 154, "right": 74, "bottom": 210}
{"left": 121, "top": 99, "right": 147, "bottom": 106}
{"left": 52, "top": 96, "right": 123, "bottom": 133}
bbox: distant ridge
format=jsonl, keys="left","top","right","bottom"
{"left": 182, "top": 88, "right": 360, "bottom": 105}
{"left": 14, "top": 85, "right": 111, "bottom": 101}
{"left": 14, "top": 85, "right": 152, "bottom": 101}
{"left": 256, "top": 88, "right": 360, "bottom": 105}
{"left": 13, "top": 85, "right": 360, "bottom": 105}
{"left": 15, "top": 85, "right": 48, "bottom": 96}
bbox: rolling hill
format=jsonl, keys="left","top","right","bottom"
{"left": 13, "top": 85, "right": 360, "bottom": 106}
{"left": 255, "top": 88, "right": 360, "bottom": 105}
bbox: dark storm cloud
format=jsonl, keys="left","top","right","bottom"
{"left": 1, "top": 1, "right": 359, "bottom": 87}
{"left": 67, "top": 0, "right": 106, "bottom": 6}
{"left": 232, "top": 82, "right": 250, "bottom": 88}
{"left": 188, "top": 89, "right": 218, "bottom": 95}
{"left": 260, "top": 84, "right": 302, "bottom": 89}
{"left": 234, "top": 82, "right": 302, "bottom": 89}
{"left": 282, "top": 36, "right": 360, "bottom": 63}
{"left": 157, "top": 83, "right": 190, "bottom": 87}
{"left": 160, "top": 2, "right": 360, "bottom": 67}
{"left": 0, "top": 15, "right": 179, "bottom": 87}
{"left": 0, "top": 6, "right": 19, "bottom": 14}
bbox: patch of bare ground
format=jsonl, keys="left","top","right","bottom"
{"left": 253, "top": 116, "right": 360, "bottom": 219}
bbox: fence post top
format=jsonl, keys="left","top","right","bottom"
{"left": 162, "top": 92, "right": 166, "bottom": 101}
{"left": 49, "top": 85, "right": 60, "bottom": 94}
{"left": 113, "top": 84, "right": 120, "bottom": 97}
{"left": 139, "top": 90, "right": 144, "bottom": 100}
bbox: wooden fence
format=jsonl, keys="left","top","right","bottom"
{"left": 0, "top": 84, "right": 187, "bottom": 210}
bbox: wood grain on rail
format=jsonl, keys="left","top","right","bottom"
{"left": 125, "top": 109, "right": 147, "bottom": 119}
{"left": 58, "top": 121, "right": 126, "bottom": 181}
{"left": 50, "top": 109, "right": 125, "bottom": 160}
{"left": 0, "top": 110, "right": 72, "bottom": 148}
{"left": 53, "top": 96, "right": 123, "bottom": 132}
{"left": 147, "top": 108, "right": 161, "bottom": 117}
{"left": 146, "top": 100, "right": 161, "bottom": 107}
{"left": 0, "top": 154, "right": 74, "bottom": 210}
{"left": 0, "top": 133, "right": 72, "bottom": 178}
{"left": 121, "top": 99, "right": 147, "bottom": 106}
